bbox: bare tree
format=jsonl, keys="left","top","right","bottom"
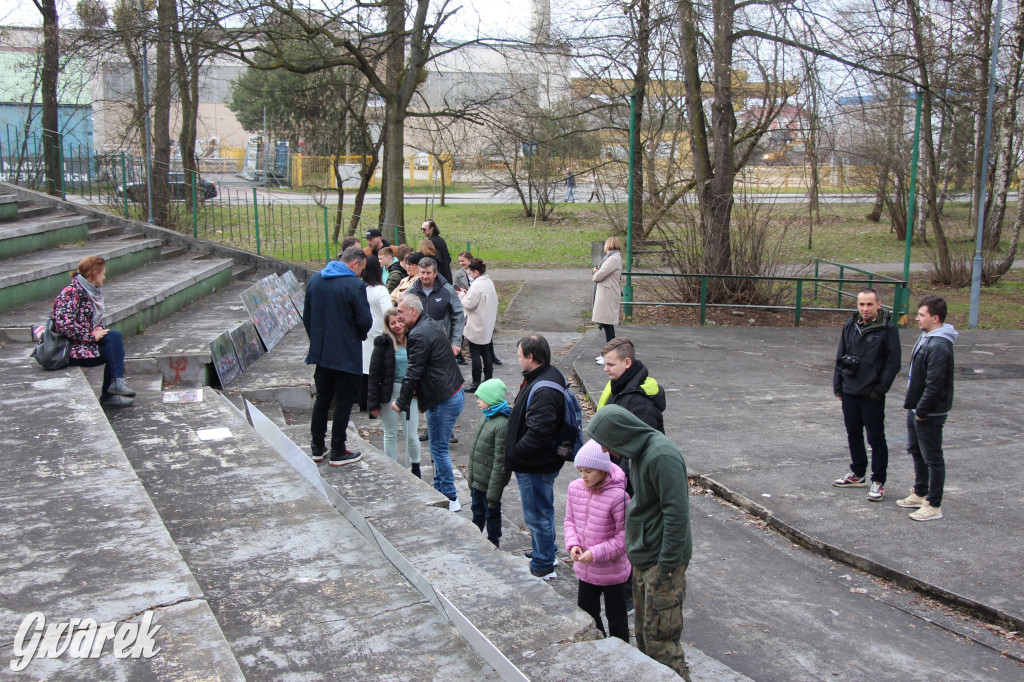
{"left": 32, "top": 0, "right": 60, "bottom": 196}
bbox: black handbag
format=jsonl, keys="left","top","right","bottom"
{"left": 32, "top": 318, "right": 72, "bottom": 370}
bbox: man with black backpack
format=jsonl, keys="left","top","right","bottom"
{"left": 506, "top": 333, "right": 575, "bottom": 580}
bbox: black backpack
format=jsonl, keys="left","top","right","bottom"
{"left": 525, "top": 379, "right": 585, "bottom": 462}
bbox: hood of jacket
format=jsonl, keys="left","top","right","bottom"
{"left": 321, "top": 261, "right": 357, "bottom": 279}
{"left": 598, "top": 360, "right": 665, "bottom": 411}
{"left": 586, "top": 404, "right": 658, "bottom": 460}
{"left": 924, "top": 323, "right": 958, "bottom": 345}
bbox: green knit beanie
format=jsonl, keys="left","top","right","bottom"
{"left": 474, "top": 378, "right": 507, "bottom": 406}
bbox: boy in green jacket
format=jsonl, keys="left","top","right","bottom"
{"left": 586, "top": 404, "right": 692, "bottom": 681}
{"left": 467, "top": 379, "right": 512, "bottom": 547}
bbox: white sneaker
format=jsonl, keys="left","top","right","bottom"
{"left": 596, "top": 357, "right": 605, "bottom": 365}
{"left": 909, "top": 501, "right": 943, "bottom": 521}
{"left": 448, "top": 497, "right": 462, "bottom": 512}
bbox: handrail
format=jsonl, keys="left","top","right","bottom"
{"left": 621, "top": 270, "right": 910, "bottom": 327}
{"left": 811, "top": 257, "right": 903, "bottom": 282}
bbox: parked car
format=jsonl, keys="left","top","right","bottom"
{"left": 116, "top": 172, "right": 217, "bottom": 202}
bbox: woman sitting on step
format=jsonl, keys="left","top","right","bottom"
{"left": 51, "top": 255, "right": 135, "bottom": 407}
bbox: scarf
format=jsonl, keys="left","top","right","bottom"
{"left": 75, "top": 274, "right": 104, "bottom": 327}
{"left": 598, "top": 249, "right": 620, "bottom": 267}
{"left": 483, "top": 401, "right": 512, "bottom": 419}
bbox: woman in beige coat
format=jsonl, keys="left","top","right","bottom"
{"left": 592, "top": 236, "right": 623, "bottom": 345}
{"left": 458, "top": 259, "right": 498, "bottom": 392}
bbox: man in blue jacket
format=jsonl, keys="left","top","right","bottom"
{"left": 832, "top": 288, "right": 902, "bottom": 501}
{"left": 304, "top": 247, "right": 372, "bottom": 466}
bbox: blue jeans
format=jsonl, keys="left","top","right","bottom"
{"left": 426, "top": 388, "right": 464, "bottom": 501}
{"left": 470, "top": 488, "right": 502, "bottom": 546}
{"left": 68, "top": 329, "right": 125, "bottom": 397}
{"left": 516, "top": 471, "right": 560, "bottom": 573}
{"left": 907, "top": 410, "right": 947, "bottom": 507}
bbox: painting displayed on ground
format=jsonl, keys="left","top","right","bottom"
{"left": 258, "top": 273, "right": 302, "bottom": 330}
{"left": 240, "top": 282, "right": 289, "bottom": 350}
{"left": 209, "top": 330, "right": 241, "bottom": 387}
{"left": 280, "top": 270, "right": 305, "bottom": 314}
{"left": 229, "top": 320, "right": 265, "bottom": 371}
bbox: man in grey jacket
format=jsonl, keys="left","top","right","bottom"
{"left": 898, "top": 294, "right": 957, "bottom": 522}
{"left": 408, "top": 257, "right": 465, "bottom": 356}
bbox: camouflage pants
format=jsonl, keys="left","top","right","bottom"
{"left": 634, "top": 563, "right": 690, "bottom": 681}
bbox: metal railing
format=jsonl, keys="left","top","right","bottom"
{"left": 623, "top": 270, "right": 910, "bottom": 327}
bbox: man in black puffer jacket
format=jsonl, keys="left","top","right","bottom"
{"left": 831, "top": 288, "right": 902, "bottom": 501}
{"left": 393, "top": 294, "right": 465, "bottom": 512}
{"left": 506, "top": 333, "right": 566, "bottom": 580}
{"left": 898, "top": 294, "right": 957, "bottom": 522}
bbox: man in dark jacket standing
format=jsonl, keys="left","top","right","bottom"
{"left": 408, "top": 257, "right": 465, "bottom": 354}
{"left": 393, "top": 294, "right": 465, "bottom": 511}
{"left": 420, "top": 219, "right": 453, "bottom": 283}
{"left": 832, "top": 288, "right": 902, "bottom": 501}
{"left": 898, "top": 294, "right": 957, "bottom": 522}
{"left": 586, "top": 405, "right": 692, "bottom": 680}
{"left": 304, "top": 246, "right": 372, "bottom": 466}
{"left": 506, "top": 334, "right": 566, "bottom": 580}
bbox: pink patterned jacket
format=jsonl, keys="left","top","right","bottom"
{"left": 564, "top": 462, "right": 631, "bottom": 586}
{"left": 51, "top": 279, "right": 100, "bottom": 360}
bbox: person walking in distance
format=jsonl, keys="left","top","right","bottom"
{"left": 304, "top": 247, "right": 372, "bottom": 466}
{"left": 898, "top": 295, "right": 957, "bottom": 521}
{"left": 832, "top": 288, "right": 902, "bottom": 501}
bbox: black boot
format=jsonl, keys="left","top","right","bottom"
{"left": 411, "top": 462, "right": 421, "bottom": 479}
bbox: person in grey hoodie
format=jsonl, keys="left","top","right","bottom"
{"left": 898, "top": 294, "right": 957, "bottom": 522}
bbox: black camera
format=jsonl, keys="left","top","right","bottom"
{"left": 838, "top": 354, "right": 861, "bottom": 376}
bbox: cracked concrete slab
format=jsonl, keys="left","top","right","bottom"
{"left": 0, "top": 358, "right": 241, "bottom": 679}
{"left": 106, "top": 388, "right": 498, "bottom": 679}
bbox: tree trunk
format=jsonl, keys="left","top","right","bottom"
{"left": 173, "top": 14, "right": 201, "bottom": 215}
{"left": 37, "top": 0, "right": 61, "bottom": 197}
{"left": 348, "top": 151, "right": 381, "bottom": 239}
{"left": 150, "top": 0, "right": 174, "bottom": 225}
{"left": 630, "top": 0, "right": 650, "bottom": 241}
{"left": 381, "top": 0, "right": 407, "bottom": 244}
{"left": 970, "top": 0, "right": 993, "bottom": 231}
{"left": 984, "top": 0, "right": 1024, "bottom": 250}
{"left": 908, "top": 0, "right": 952, "bottom": 282}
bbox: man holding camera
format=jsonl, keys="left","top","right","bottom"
{"left": 832, "top": 288, "right": 902, "bottom": 501}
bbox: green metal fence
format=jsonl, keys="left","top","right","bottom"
{"left": 624, "top": 270, "right": 910, "bottom": 327}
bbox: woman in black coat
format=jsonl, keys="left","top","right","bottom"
{"left": 420, "top": 219, "right": 453, "bottom": 283}
{"left": 368, "top": 308, "right": 422, "bottom": 476}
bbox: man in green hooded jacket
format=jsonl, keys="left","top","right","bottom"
{"left": 586, "top": 404, "right": 692, "bottom": 680}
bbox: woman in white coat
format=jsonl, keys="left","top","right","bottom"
{"left": 457, "top": 259, "right": 498, "bottom": 392}
{"left": 592, "top": 236, "right": 623, "bottom": 346}
{"left": 360, "top": 256, "right": 394, "bottom": 411}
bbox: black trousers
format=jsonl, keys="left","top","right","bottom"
{"left": 578, "top": 579, "right": 629, "bottom": 642}
{"left": 468, "top": 341, "right": 494, "bottom": 384}
{"left": 311, "top": 366, "right": 359, "bottom": 454}
{"left": 841, "top": 393, "right": 889, "bottom": 484}
{"left": 599, "top": 323, "right": 616, "bottom": 342}
{"left": 907, "top": 410, "right": 947, "bottom": 507}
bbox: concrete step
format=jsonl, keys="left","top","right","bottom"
{"left": 267, "top": 415, "right": 682, "bottom": 680}
{"left": 0, "top": 357, "right": 244, "bottom": 679}
{"left": 1, "top": 255, "right": 234, "bottom": 340}
{"left": 106, "top": 388, "right": 501, "bottom": 679}
{"left": 0, "top": 212, "right": 94, "bottom": 260}
{"left": 15, "top": 204, "right": 57, "bottom": 221}
{"left": 0, "top": 193, "right": 17, "bottom": 221}
{"left": 0, "top": 236, "right": 164, "bottom": 312}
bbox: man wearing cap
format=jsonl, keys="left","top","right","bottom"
{"left": 365, "top": 229, "right": 391, "bottom": 256}
{"left": 586, "top": 404, "right": 692, "bottom": 680}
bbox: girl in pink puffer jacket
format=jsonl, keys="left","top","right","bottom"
{"left": 564, "top": 440, "right": 631, "bottom": 641}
